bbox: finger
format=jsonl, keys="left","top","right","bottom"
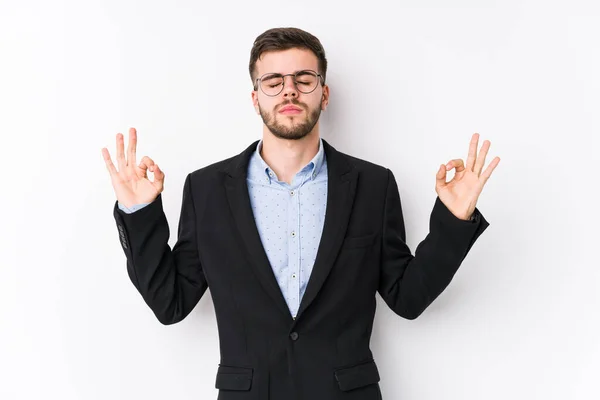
{"left": 435, "top": 164, "right": 447, "bottom": 188}
{"left": 140, "top": 156, "right": 155, "bottom": 168}
{"left": 116, "top": 133, "right": 126, "bottom": 171}
{"left": 102, "top": 147, "right": 118, "bottom": 177}
{"left": 480, "top": 156, "right": 501, "bottom": 186}
{"left": 446, "top": 159, "right": 465, "bottom": 173}
{"left": 127, "top": 127, "right": 137, "bottom": 168}
{"left": 474, "top": 140, "right": 491, "bottom": 175}
{"left": 136, "top": 155, "right": 154, "bottom": 178}
{"left": 136, "top": 160, "right": 148, "bottom": 179}
{"left": 151, "top": 164, "right": 165, "bottom": 192}
{"left": 465, "top": 133, "right": 479, "bottom": 171}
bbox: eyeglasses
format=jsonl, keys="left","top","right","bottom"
{"left": 255, "top": 70, "right": 324, "bottom": 97}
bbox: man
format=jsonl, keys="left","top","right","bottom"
{"left": 102, "top": 27, "right": 500, "bottom": 400}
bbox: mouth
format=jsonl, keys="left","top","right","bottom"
{"left": 279, "top": 105, "right": 303, "bottom": 114}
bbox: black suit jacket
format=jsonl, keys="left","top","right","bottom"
{"left": 113, "top": 138, "right": 489, "bottom": 400}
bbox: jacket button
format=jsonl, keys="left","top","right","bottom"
{"left": 289, "top": 332, "right": 299, "bottom": 341}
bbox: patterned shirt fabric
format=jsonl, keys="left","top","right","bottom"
{"left": 247, "top": 138, "right": 327, "bottom": 318}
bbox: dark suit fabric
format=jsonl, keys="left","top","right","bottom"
{"left": 113, "top": 139, "right": 489, "bottom": 400}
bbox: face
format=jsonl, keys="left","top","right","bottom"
{"left": 251, "top": 48, "right": 329, "bottom": 141}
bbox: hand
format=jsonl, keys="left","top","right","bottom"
{"left": 435, "top": 133, "right": 500, "bottom": 220}
{"left": 102, "top": 127, "right": 164, "bottom": 208}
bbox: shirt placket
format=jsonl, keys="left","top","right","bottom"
{"left": 287, "top": 182, "right": 301, "bottom": 318}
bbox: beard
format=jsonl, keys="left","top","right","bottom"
{"left": 259, "top": 100, "right": 321, "bottom": 140}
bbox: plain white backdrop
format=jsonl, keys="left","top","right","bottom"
{"left": 1, "top": 0, "right": 598, "bottom": 399}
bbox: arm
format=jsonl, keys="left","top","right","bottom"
{"left": 378, "top": 168, "right": 489, "bottom": 320}
{"left": 113, "top": 174, "right": 208, "bottom": 324}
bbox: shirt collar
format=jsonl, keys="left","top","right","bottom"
{"left": 252, "top": 137, "right": 326, "bottom": 184}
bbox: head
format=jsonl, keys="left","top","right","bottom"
{"left": 249, "top": 27, "right": 330, "bottom": 141}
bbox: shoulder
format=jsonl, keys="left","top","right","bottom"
{"left": 186, "top": 140, "right": 258, "bottom": 183}
{"left": 330, "top": 146, "right": 391, "bottom": 186}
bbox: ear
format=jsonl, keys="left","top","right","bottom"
{"left": 251, "top": 90, "right": 260, "bottom": 115}
{"left": 321, "top": 84, "right": 330, "bottom": 111}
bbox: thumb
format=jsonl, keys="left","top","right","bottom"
{"left": 150, "top": 164, "right": 165, "bottom": 192}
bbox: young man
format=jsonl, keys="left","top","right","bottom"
{"left": 102, "top": 27, "right": 500, "bottom": 400}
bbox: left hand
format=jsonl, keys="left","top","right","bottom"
{"left": 435, "top": 133, "right": 500, "bottom": 220}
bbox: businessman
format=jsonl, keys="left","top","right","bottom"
{"left": 102, "top": 27, "right": 500, "bottom": 400}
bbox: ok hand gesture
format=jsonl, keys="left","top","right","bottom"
{"left": 101, "top": 127, "right": 164, "bottom": 208}
{"left": 435, "top": 133, "right": 500, "bottom": 220}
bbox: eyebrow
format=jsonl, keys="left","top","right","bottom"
{"left": 262, "top": 69, "right": 316, "bottom": 77}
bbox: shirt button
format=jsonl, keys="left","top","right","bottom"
{"left": 291, "top": 231, "right": 296, "bottom": 237}
{"left": 312, "top": 172, "right": 316, "bottom": 179}
{"left": 290, "top": 190, "right": 295, "bottom": 196}
{"left": 290, "top": 332, "right": 299, "bottom": 341}
{"left": 292, "top": 273, "right": 297, "bottom": 279}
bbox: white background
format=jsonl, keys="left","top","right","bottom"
{"left": 1, "top": 0, "right": 598, "bottom": 399}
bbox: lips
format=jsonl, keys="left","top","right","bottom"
{"left": 279, "top": 105, "right": 302, "bottom": 113}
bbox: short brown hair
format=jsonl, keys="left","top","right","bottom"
{"left": 249, "top": 27, "right": 328, "bottom": 87}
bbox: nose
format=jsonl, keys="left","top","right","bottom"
{"left": 281, "top": 75, "right": 298, "bottom": 98}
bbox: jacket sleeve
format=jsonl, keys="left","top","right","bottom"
{"left": 113, "top": 173, "right": 208, "bottom": 325}
{"left": 378, "top": 168, "right": 489, "bottom": 320}
{"left": 117, "top": 201, "right": 151, "bottom": 214}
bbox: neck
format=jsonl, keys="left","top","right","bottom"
{"left": 260, "top": 124, "right": 320, "bottom": 185}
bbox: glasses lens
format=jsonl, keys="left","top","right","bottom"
{"left": 260, "top": 74, "right": 284, "bottom": 96}
{"left": 295, "top": 71, "right": 318, "bottom": 93}
{"left": 259, "top": 71, "right": 319, "bottom": 96}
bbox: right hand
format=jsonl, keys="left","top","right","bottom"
{"left": 102, "top": 127, "right": 165, "bottom": 208}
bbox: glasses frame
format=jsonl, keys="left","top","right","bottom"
{"left": 254, "top": 69, "right": 325, "bottom": 97}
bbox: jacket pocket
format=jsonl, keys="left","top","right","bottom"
{"left": 334, "top": 359, "right": 380, "bottom": 391}
{"left": 215, "top": 365, "right": 253, "bottom": 391}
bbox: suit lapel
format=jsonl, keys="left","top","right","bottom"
{"left": 224, "top": 140, "right": 292, "bottom": 321}
{"left": 296, "top": 140, "right": 357, "bottom": 320}
{"left": 222, "top": 138, "right": 357, "bottom": 323}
